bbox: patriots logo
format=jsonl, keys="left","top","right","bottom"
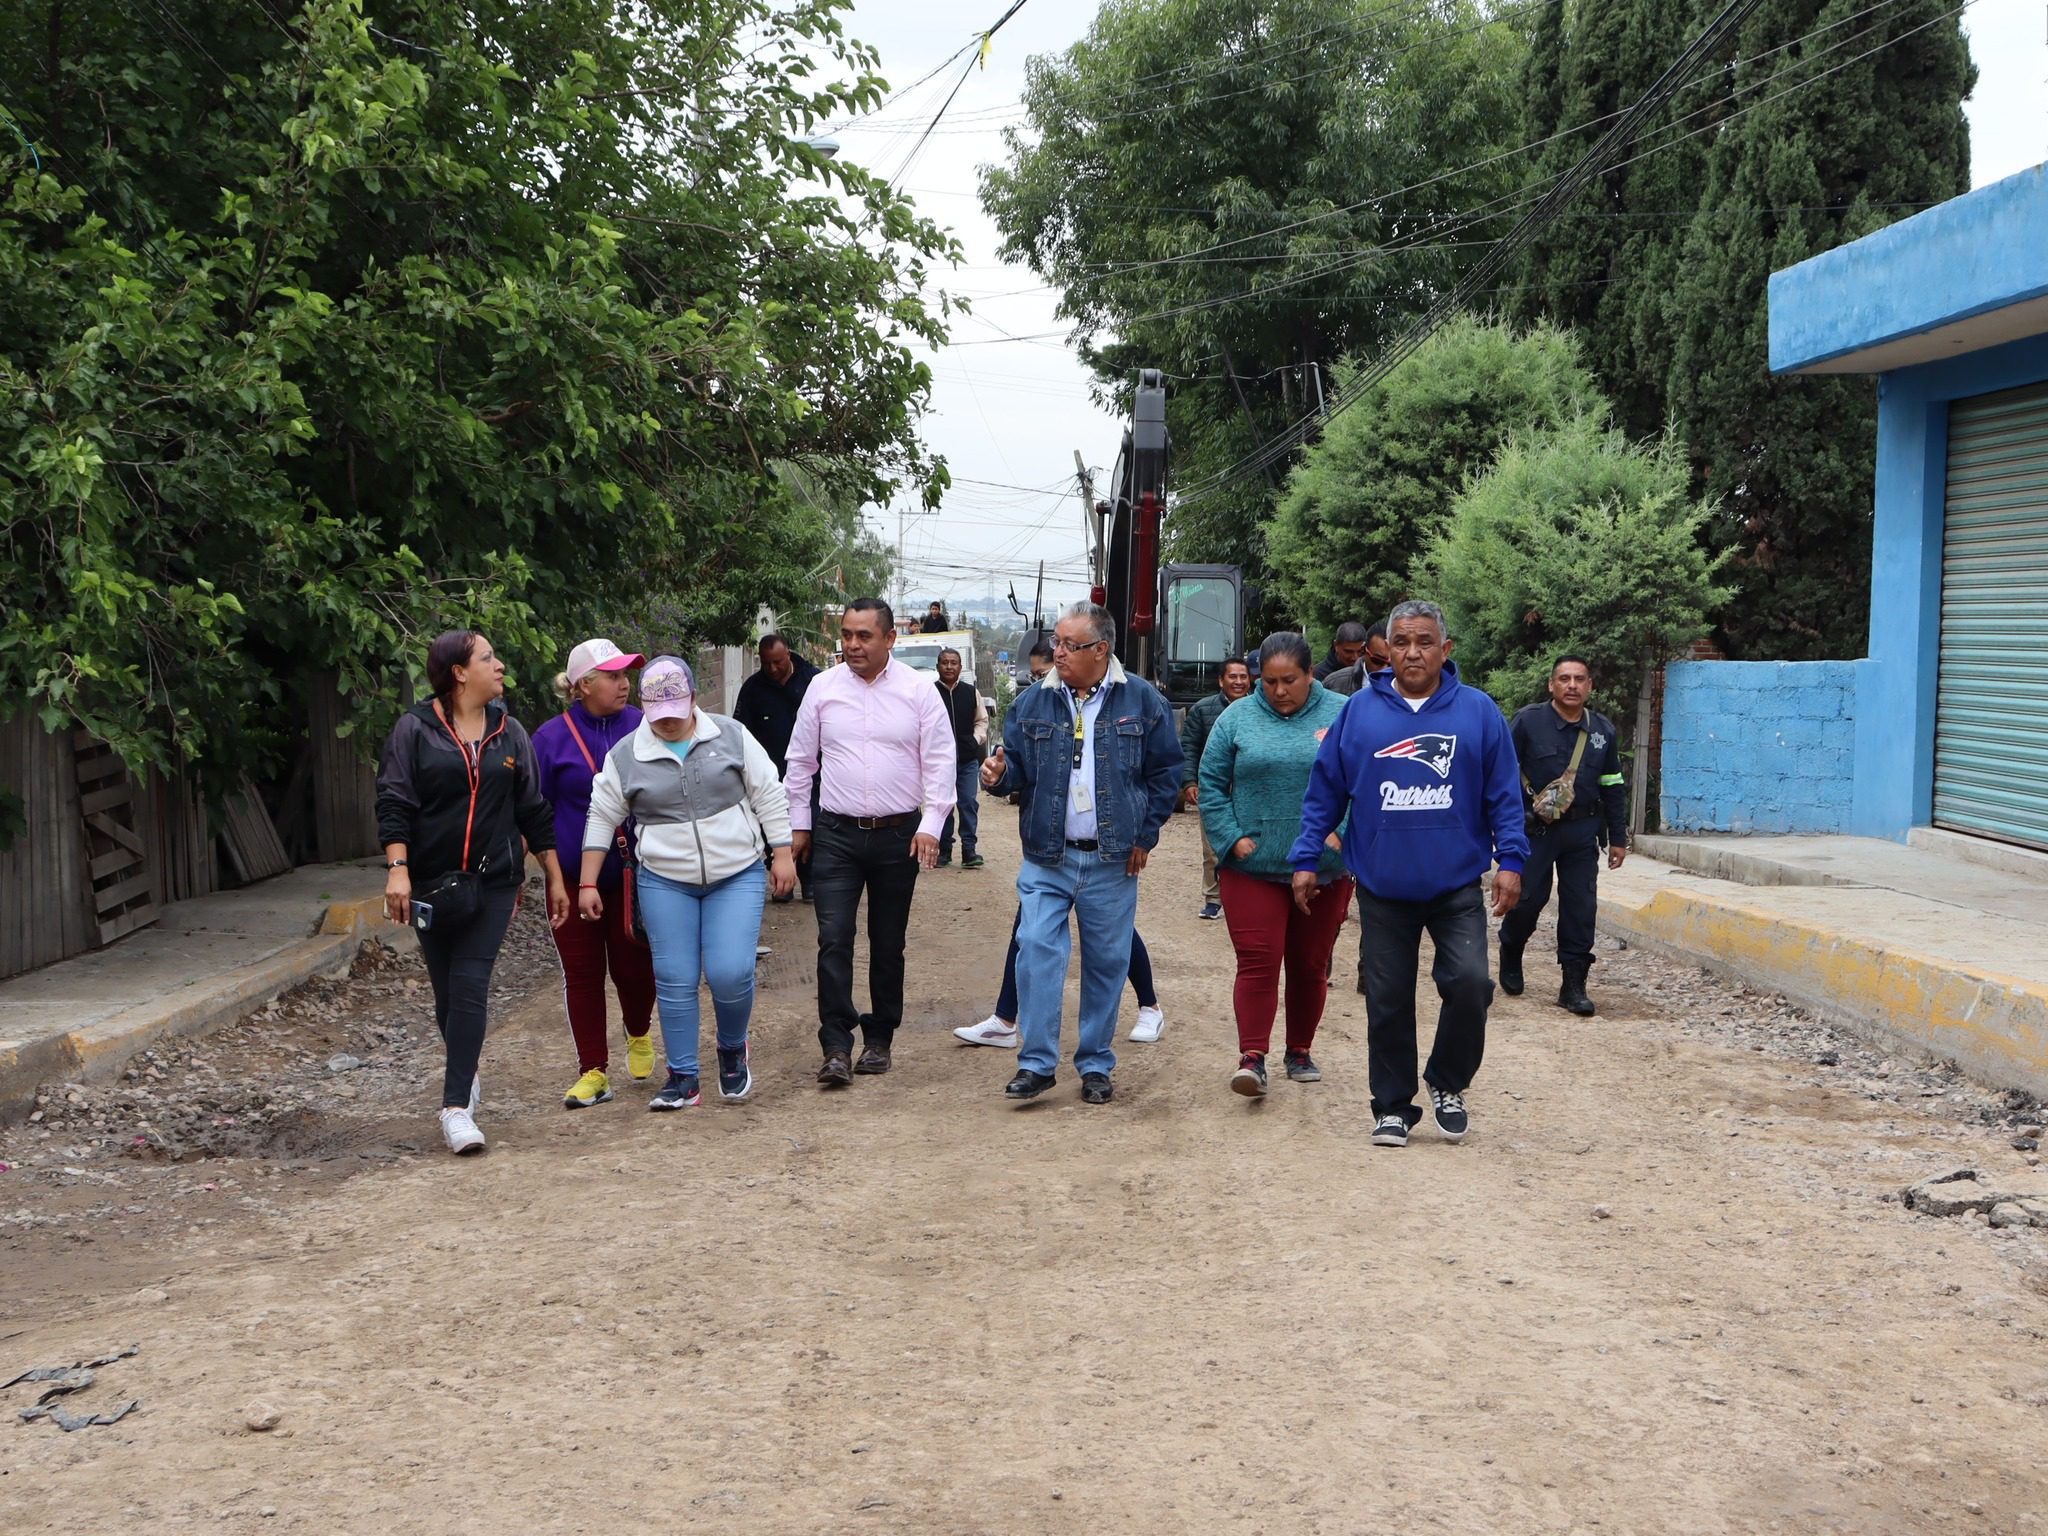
{"left": 1373, "top": 733, "right": 1458, "bottom": 780}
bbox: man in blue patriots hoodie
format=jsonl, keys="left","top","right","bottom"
{"left": 1289, "top": 600, "right": 1528, "bottom": 1149}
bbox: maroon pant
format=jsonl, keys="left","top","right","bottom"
{"left": 550, "top": 887, "right": 655, "bottom": 1072}
{"left": 1219, "top": 868, "right": 1355, "bottom": 1056}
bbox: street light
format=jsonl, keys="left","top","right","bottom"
{"left": 802, "top": 134, "right": 840, "bottom": 160}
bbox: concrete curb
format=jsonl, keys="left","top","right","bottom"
{"left": 1630, "top": 833, "right": 1862, "bottom": 889}
{"left": 0, "top": 899, "right": 387, "bottom": 1119}
{"left": 1598, "top": 884, "right": 2048, "bottom": 1099}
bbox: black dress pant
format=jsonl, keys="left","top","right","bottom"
{"left": 415, "top": 883, "right": 518, "bottom": 1107}
{"left": 811, "top": 813, "right": 920, "bottom": 1058}
{"left": 1357, "top": 881, "right": 1493, "bottom": 1122}
{"left": 1498, "top": 814, "right": 1602, "bottom": 966}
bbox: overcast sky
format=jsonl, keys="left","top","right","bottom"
{"left": 823, "top": 0, "right": 2048, "bottom": 621}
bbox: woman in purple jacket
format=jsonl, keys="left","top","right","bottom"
{"left": 532, "top": 638, "right": 658, "bottom": 1108}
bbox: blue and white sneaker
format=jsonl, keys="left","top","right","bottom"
{"left": 717, "top": 1044, "right": 753, "bottom": 1102}
{"left": 649, "top": 1071, "right": 700, "bottom": 1111}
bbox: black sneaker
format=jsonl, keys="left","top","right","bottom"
{"left": 1284, "top": 1049, "right": 1321, "bottom": 1083}
{"left": 1429, "top": 1086, "right": 1468, "bottom": 1141}
{"left": 961, "top": 854, "right": 985, "bottom": 869}
{"left": 1230, "top": 1053, "right": 1268, "bottom": 1097}
{"left": 1198, "top": 901, "right": 1223, "bottom": 921}
{"left": 1371, "top": 1111, "right": 1409, "bottom": 1147}
{"left": 716, "top": 1044, "right": 752, "bottom": 1102}
{"left": 649, "top": 1072, "right": 700, "bottom": 1110}
{"left": 935, "top": 854, "right": 953, "bottom": 868}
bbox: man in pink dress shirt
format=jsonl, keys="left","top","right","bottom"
{"left": 785, "top": 599, "right": 957, "bottom": 1086}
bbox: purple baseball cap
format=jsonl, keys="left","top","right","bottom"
{"left": 639, "top": 655, "right": 696, "bottom": 721}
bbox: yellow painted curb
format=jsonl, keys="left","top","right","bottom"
{"left": 1600, "top": 887, "right": 2048, "bottom": 1097}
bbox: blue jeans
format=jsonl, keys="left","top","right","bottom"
{"left": 940, "top": 763, "right": 980, "bottom": 859}
{"left": 996, "top": 906, "right": 1155, "bottom": 1021}
{"left": 636, "top": 862, "right": 766, "bottom": 1076}
{"left": 1014, "top": 848, "right": 1139, "bottom": 1079}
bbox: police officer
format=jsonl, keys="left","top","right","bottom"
{"left": 1498, "top": 654, "right": 1628, "bottom": 1015}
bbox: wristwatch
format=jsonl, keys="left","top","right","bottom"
{"left": 386, "top": 858, "right": 408, "bottom": 870}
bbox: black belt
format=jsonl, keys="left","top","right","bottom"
{"left": 822, "top": 809, "right": 918, "bottom": 830}
{"left": 1066, "top": 838, "right": 1100, "bottom": 852}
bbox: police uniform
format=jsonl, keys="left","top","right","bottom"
{"left": 1499, "top": 702, "right": 1628, "bottom": 993}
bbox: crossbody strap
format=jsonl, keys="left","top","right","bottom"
{"left": 562, "top": 710, "right": 635, "bottom": 866}
{"left": 1522, "top": 726, "right": 1588, "bottom": 799}
{"left": 430, "top": 701, "right": 493, "bottom": 872}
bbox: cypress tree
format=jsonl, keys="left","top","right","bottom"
{"left": 1510, "top": 0, "right": 1712, "bottom": 441}
{"left": 1666, "top": 0, "right": 1974, "bottom": 659}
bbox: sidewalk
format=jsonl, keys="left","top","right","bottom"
{"left": 0, "top": 860, "right": 398, "bottom": 1120}
{"left": 1599, "top": 833, "right": 2048, "bottom": 1097}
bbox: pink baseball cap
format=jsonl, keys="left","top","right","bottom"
{"left": 639, "top": 655, "right": 696, "bottom": 722}
{"left": 565, "top": 637, "right": 643, "bottom": 685}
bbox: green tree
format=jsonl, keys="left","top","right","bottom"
{"left": 980, "top": 0, "right": 1530, "bottom": 574}
{"left": 1666, "top": 0, "right": 1973, "bottom": 659}
{"left": 1266, "top": 315, "right": 1608, "bottom": 638}
{"left": 0, "top": 0, "right": 954, "bottom": 781}
{"left": 1508, "top": 0, "right": 1712, "bottom": 440}
{"left": 1426, "top": 420, "right": 1731, "bottom": 718}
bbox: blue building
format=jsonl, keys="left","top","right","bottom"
{"left": 1660, "top": 164, "right": 2048, "bottom": 851}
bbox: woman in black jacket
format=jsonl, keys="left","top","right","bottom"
{"left": 376, "top": 631, "right": 569, "bottom": 1154}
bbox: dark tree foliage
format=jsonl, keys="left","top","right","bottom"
{"left": 1665, "top": 0, "right": 1974, "bottom": 659}
{"left": 1511, "top": 0, "right": 1974, "bottom": 659}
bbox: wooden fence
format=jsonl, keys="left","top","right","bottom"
{"left": 0, "top": 671, "right": 384, "bottom": 981}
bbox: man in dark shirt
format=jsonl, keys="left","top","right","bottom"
{"left": 734, "top": 633, "right": 820, "bottom": 900}
{"left": 925, "top": 600, "right": 951, "bottom": 634}
{"left": 1499, "top": 655, "right": 1629, "bottom": 1015}
{"left": 934, "top": 647, "right": 988, "bottom": 869}
{"left": 1313, "top": 621, "right": 1370, "bottom": 680}
{"left": 1177, "top": 656, "right": 1251, "bottom": 919}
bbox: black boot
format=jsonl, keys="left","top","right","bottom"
{"left": 1558, "top": 958, "right": 1595, "bottom": 1016}
{"left": 1499, "top": 940, "right": 1525, "bottom": 996}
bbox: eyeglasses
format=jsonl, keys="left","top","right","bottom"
{"left": 1051, "top": 638, "right": 1105, "bottom": 654}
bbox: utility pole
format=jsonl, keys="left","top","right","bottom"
{"left": 1074, "top": 451, "right": 1100, "bottom": 588}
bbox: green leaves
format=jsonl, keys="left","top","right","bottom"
{"left": 1267, "top": 316, "right": 1609, "bottom": 642}
{"left": 1426, "top": 420, "right": 1731, "bottom": 716}
{"left": 1, "top": 0, "right": 952, "bottom": 779}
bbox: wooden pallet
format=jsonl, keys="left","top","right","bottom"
{"left": 219, "top": 777, "right": 292, "bottom": 885}
{"left": 73, "top": 731, "right": 159, "bottom": 947}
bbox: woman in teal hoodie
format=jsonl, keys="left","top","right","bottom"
{"left": 1198, "top": 632, "right": 1354, "bottom": 1098}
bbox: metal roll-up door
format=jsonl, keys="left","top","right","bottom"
{"left": 1935, "top": 382, "right": 2048, "bottom": 850}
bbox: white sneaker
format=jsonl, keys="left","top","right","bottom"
{"left": 439, "top": 1106, "right": 486, "bottom": 1155}
{"left": 953, "top": 1015, "right": 1019, "bottom": 1048}
{"left": 1129, "top": 1005, "right": 1166, "bottom": 1042}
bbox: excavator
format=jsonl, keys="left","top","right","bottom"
{"left": 1091, "top": 369, "right": 1248, "bottom": 707}
{"left": 1004, "top": 369, "right": 1248, "bottom": 706}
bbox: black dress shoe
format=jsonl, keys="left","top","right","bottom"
{"left": 1004, "top": 1069, "right": 1056, "bottom": 1100}
{"left": 1080, "top": 1072, "right": 1113, "bottom": 1105}
{"left": 854, "top": 1045, "right": 892, "bottom": 1075}
{"left": 816, "top": 1053, "right": 853, "bottom": 1087}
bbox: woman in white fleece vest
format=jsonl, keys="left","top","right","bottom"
{"left": 578, "top": 656, "right": 797, "bottom": 1110}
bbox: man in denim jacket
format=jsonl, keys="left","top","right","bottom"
{"left": 980, "top": 601, "right": 1183, "bottom": 1105}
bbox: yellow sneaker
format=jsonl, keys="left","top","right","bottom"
{"left": 626, "top": 1033, "right": 656, "bottom": 1081}
{"left": 564, "top": 1068, "right": 613, "bottom": 1109}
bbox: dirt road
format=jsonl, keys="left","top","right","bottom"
{"left": 4, "top": 814, "right": 2047, "bottom": 1533}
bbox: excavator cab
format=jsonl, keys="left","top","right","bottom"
{"left": 1155, "top": 564, "right": 1244, "bottom": 707}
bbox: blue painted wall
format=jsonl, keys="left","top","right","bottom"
{"left": 1851, "top": 331, "right": 2048, "bottom": 839}
{"left": 1769, "top": 165, "right": 2048, "bottom": 373}
{"left": 1661, "top": 661, "right": 1859, "bottom": 834}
